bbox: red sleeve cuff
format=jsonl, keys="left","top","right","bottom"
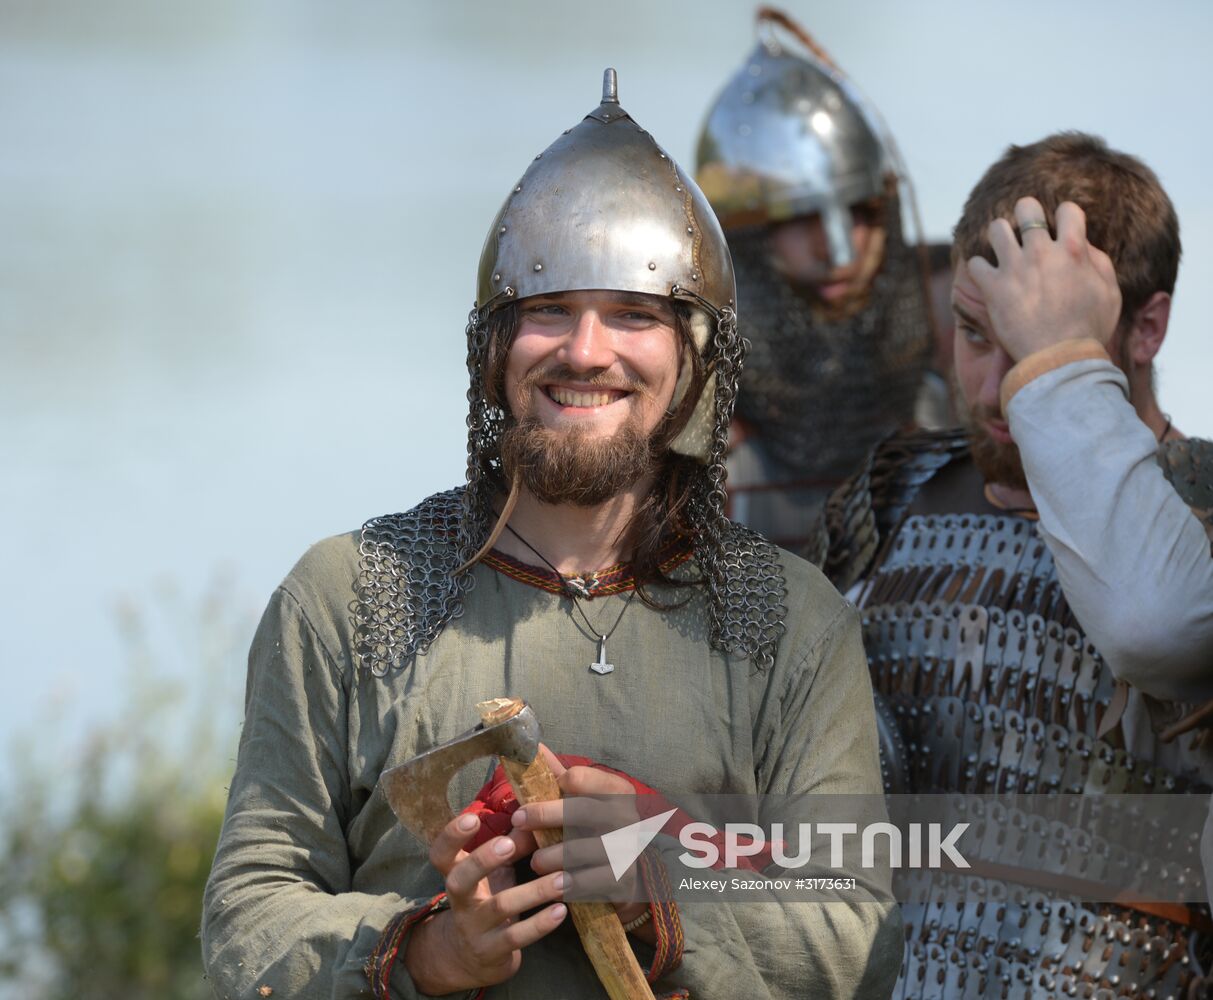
{"left": 365, "top": 892, "right": 486, "bottom": 1000}
{"left": 638, "top": 848, "right": 685, "bottom": 986}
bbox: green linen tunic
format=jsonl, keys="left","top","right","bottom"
{"left": 202, "top": 524, "right": 901, "bottom": 999}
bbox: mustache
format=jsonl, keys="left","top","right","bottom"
{"left": 516, "top": 365, "right": 650, "bottom": 397}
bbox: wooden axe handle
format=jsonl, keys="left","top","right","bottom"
{"left": 479, "top": 699, "right": 656, "bottom": 1000}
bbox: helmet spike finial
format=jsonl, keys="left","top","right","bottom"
{"left": 602, "top": 68, "right": 619, "bottom": 104}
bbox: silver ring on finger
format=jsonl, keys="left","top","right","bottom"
{"left": 1018, "top": 220, "right": 1049, "bottom": 237}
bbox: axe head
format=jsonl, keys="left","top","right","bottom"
{"left": 381, "top": 702, "right": 542, "bottom": 844}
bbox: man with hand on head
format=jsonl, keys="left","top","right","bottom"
{"left": 203, "top": 69, "right": 901, "bottom": 999}
{"left": 946, "top": 138, "right": 1213, "bottom": 710}
{"left": 822, "top": 132, "right": 1213, "bottom": 996}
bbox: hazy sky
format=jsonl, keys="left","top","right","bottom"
{"left": 2, "top": 0, "right": 1211, "bottom": 766}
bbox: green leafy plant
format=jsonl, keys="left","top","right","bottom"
{"left": 0, "top": 574, "right": 251, "bottom": 1000}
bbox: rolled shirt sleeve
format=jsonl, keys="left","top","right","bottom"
{"left": 1004, "top": 353, "right": 1213, "bottom": 702}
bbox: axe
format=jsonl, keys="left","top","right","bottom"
{"left": 381, "top": 697, "right": 656, "bottom": 1000}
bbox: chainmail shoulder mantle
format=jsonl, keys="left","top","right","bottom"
{"left": 354, "top": 489, "right": 472, "bottom": 677}
{"left": 700, "top": 517, "right": 788, "bottom": 671}
{"left": 353, "top": 488, "right": 789, "bottom": 677}
{"left": 819, "top": 427, "right": 970, "bottom": 593}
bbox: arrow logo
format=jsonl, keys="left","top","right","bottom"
{"left": 600, "top": 808, "right": 678, "bottom": 881}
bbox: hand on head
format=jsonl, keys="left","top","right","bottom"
{"left": 967, "top": 197, "right": 1122, "bottom": 362}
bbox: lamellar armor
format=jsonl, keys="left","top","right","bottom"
{"left": 696, "top": 13, "right": 932, "bottom": 542}
{"left": 823, "top": 430, "right": 1213, "bottom": 998}
{"left": 353, "top": 70, "right": 788, "bottom": 677}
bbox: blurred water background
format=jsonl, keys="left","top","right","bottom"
{"left": 3, "top": 1, "right": 1212, "bottom": 992}
{"left": 2, "top": 0, "right": 1212, "bottom": 865}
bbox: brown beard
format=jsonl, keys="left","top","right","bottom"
{"left": 952, "top": 374, "right": 1029, "bottom": 491}
{"left": 968, "top": 419, "right": 1029, "bottom": 492}
{"left": 501, "top": 363, "right": 665, "bottom": 506}
{"left": 500, "top": 414, "right": 658, "bottom": 507}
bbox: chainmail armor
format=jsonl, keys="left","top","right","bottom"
{"left": 354, "top": 489, "right": 471, "bottom": 677}
{"left": 729, "top": 198, "right": 932, "bottom": 482}
{"left": 687, "top": 304, "right": 788, "bottom": 670}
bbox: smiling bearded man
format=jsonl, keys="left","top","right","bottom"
{"left": 496, "top": 296, "right": 679, "bottom": 507}
{"left": 202, "top": 69, "right": 902, "bottom": 1000}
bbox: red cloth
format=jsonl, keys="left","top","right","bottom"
{"left": 460, "top": 754, "right": 773, "bottom": 872}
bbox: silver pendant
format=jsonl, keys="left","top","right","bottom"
{"left": 589, "top": 634, "right": 614, "bottom": 675}
{"left": 565, "top": 575, "right": 600, "bottom": 599}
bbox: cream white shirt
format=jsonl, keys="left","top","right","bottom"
{"left": 1006, "top": 357, "right": 1213, "bottom": 703}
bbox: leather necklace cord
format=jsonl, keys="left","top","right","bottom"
{"left": 502, "top": 523, "right": 637, "bottom": 643}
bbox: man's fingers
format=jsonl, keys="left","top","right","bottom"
{"left": 515, "top": 793, "right": 637, "bottom": 835}
{"left": 512, "top": 797, "right": 564, "bottom": 831}
{"left": 531, "top": 834, "right": 620, "bottom": 879}
{"left": 509, "top": 826, "right": 539, "bottom": 858}
{"left": 531, "top": 848, "right": 641, "bottom": 907}
{"left": 1055, "top": 200, "right": 1088, "bottom": 255}
{"left": 505, "top": 746, "right": 569, "bottom": 831}
{"left": 445, "top": 835, "right": 521, "bottom": 899}
{"left": 530, "top": 840, "right": 565, "bottom": 876}
{"left": 1013, "top": 196, "right": 1051, "bottom": 245}
{"left": 965, "top": 255, "right": 998, "bottom": 296}
{"left": 459, "top": 869, "right": 566, "bottom": 930}
{"left": 489, "top": 902, "right": 568, "bottom": 953}
{"left": 986, "top": 217, "right": 1020, "bottom": 267}
{"left": 559, "top": 765, "right": 634, "bottom": 796}
{"left": 429, "top": 812, "right": 482, "bottom": 874}
{"left": 563, "top": 862, "right": 640, "bottom": 900}
{"left": 490, "top": 870, "right": 567, "bottom": 916}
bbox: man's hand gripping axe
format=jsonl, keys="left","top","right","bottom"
{"left": 381, "top": 697, "right": 656, "bottom": 1000}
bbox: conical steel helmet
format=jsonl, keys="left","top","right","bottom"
{"left": 476, "top": 69, "right": 735, "bottom": 319}
{"left": 695, "top": 16, "right": 898, "bottom": 268}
